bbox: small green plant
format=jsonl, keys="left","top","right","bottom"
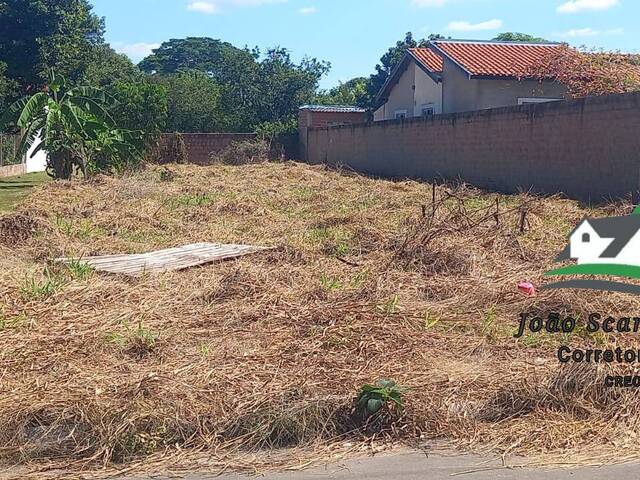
{"left": 106, "top": 320, "right": 159, "bottom": 357}
{"left": 482, "top": 305, "right": 497, "bottom": 335}
{"left": 424, "top": 312, "right": 440, "bottom": 330}
{"left": 350, "top": 270, "right": 368, "bottom": 289}
{"left": 0, "top": 312, "right": 26, "bottom": 332}
{"left": 320, "top": 273, "right": 342, "bottom": 291}
{"left": 355, "top": 379, "right": 408, "bottom": 417}
{"left": 54, "top": 214, "right": 74, "bottom": 237}
{"left": 198, "top": 343, "right": 211, "bottom": 357}
{"left": 21, "top": 267, "right": 62, "bottom": 299}
{"left": 132, "top": 320, "right": 158, "bottom": 350}
{"left": 173, "top": 193, "right": 212, "bottom": 207}
{"left": 377, "top": 295, "right": 400, "bottom": 315}
{"left": 66, "top": 259, "right": 94, "bottom": 280}
{"left": 105, "top": 331, "right": 127, "bottom": 348}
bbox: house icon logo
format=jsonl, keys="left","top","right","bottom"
{"left": 543, "top": 208, "right": 640, "bottom": 294}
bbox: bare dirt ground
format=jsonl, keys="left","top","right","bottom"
{"left": 1, "top": 161, "right": 640, "bottom": 479}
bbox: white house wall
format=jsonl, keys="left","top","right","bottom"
{"left": 375, "top": 60, "right": 442, "bottom": 121}
{"left": 414, "top": 67, "right": 442, "bottom": 115}
{"left": 380, "top": 61, "right": 416, "bottom": 120}
{"left": 441, "top": 56, "right": 567, "bottom": 114}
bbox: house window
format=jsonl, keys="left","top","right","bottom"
{"left": 517, "top": 97, "right": 563, "bottom": 105}
{"left": 421, "top": 104, "right": 435, "bottom": 117}
{"left": 582, "top": 233, "right": 591, "bottom": 243}
{"left": 394, "top": 109, "right": 408, "bottom": 120}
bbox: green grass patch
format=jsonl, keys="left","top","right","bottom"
{"left": 0, "top": 171, "right": 50, "bottom": 212}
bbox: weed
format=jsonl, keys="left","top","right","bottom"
{"left": 424, "top": 312, "right": 441, "bottom": 330}
{"left": 132, "top": 320, "right": 158, "bottom": 350}
{"left": 355, "top": 379, "right": 408, "bottom": 417}
{"left": 309, "top": 226, "right": 331, "bottom": 242}
{"left": 172, "top": 193, "right": 212, "bottom": 207}
{"left": 21, "top": 267, "right": 62, "bottom": 300}
{"left": 107, "top": 320, "right": 159, "bottom": 358}
{"left": 292, "top": 186, "right": 315, "bottom": 201}
{"left": 320, "top": 274, "right": 342, "bottom": 291}
{"left": 66, "top": 259, "right": 94, "bottom": 280}
{"left": 377, "top": 295, "right": 400, "bottom": 315}
{"left": 105, "top": 332, "right": 127, "bottom": 348}
{"left": 350, "top": 270, "right": 368, "bottom": 289}
{"left": 54, "top": 215, "right": 74, "bottom": 237}
{"left": 0, "top": 312, "right": 26, "bottom": 331}
{"left": 482, "top": 306, "right": 497, "bottom": 335}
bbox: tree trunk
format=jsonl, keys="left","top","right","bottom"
{"left": 48, "top": 151, "right": 72, "bottom": 180}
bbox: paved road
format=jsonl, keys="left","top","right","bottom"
{"left": 133, "top": 450, "right": 640, "bottom": 480}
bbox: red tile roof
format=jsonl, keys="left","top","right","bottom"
{"left": 408, "top": 48, "right": 443, "bottom": 73}
{"left": 431, "top": 40, "right": 562, "bottom": 78}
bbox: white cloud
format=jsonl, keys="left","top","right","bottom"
{"left": 557, "top": 0, "right": 619, "bottom": 14}
{"left": 113, "top": 42, "right": 160, "bottom": 62}
{"left": 557, "top": 26, "right": 624, "bottom": 37}
{"left": 446, "top": 18, "right": 503, "bottom": 31}
{"left": 411, "top": 0, "right": 448, "bottom": 7}
{"left": 298, "top": 6, "right": 317, "bottom": 15}
{"left": 187, "top": 1, "right": 219, "bottom": 14}
{"left": 187, "top": 0, "right": 287, "bottom": 14}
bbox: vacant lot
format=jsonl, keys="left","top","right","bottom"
{"left": 1, "top": 161, "right": 640, "bottom": 478}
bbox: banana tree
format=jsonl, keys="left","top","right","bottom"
{"left": 0, "top": 69, "right": 142, "bottom": 179}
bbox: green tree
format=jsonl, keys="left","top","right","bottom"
{"left": 140, "top": 37, "right": 260, "bottom": 130}
{"left": 0, "top": 0, "right": 105, "bottom": 95}
{"left": 141, "top": 40, "right": 330, "bottom": 133}
{"left": 254, "top": 47, "right": 330, "bottom": 127}
{"left": 0, "top": 69, "right": 142, "bottom": 178}
{"left": 159, "top": 71, "right": 229, "bottom": 133}
{"left": 0, "top": 62, "right": 18, "bottom": 111}
{"left": 316, "top": 77, "right": 370, "bottom": 107}
{"left": 109, "top": 80, "right": 168, "bottom": 147}
{"left": 82, "top": 45, "right": 142, "bottom": 87}
{"left": 492, "top": 32, "right": 549, "bottom": 43}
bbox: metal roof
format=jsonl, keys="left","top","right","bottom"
{"left": 299, "top": 105, "right": 367, "bottom": 113}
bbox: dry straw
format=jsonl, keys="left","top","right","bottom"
{"left": 1, "top": 160, "right": 640, "bottom": 478}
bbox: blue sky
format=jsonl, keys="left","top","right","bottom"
{"left": 91, "top": 0, "right": 639, "bottom": 89}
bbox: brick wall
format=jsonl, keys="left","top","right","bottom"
{"left": 156, "top": 133, "right": 257, "bottom": 165}
{"left": 305, "top": 92, "right": 640, "bottom": 203}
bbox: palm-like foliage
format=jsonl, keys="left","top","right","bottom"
{"left": 0, "top": 69, "right": 143, "bottom": 179}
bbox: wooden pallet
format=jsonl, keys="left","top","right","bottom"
{"left": 56, "top": 243, "right": 270, "bottom": 276}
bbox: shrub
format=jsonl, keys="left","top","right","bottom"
{"left": 210, "top": 139, "right": 270, "bottom": 165}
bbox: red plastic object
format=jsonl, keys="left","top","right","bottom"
{"left": 518, "top": 281, "right": 536, "bottom": 297}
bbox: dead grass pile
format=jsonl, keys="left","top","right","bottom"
{"left": 0, "top": 211, "right": 42, "bottom": 246}
{"left": 209, "top": 139, "right": 270, "bottom": 165}
{"left": 2, "top": 161, "right": 640, "bottom": 477}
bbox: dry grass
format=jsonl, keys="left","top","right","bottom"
{"left": 2, "top": 161, "right": 640, "bottom": 478}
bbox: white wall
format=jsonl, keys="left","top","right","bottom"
{"left": 25, "top": 133, "right": 47, "bottom": 173}
{"left": 414, "top": 67, "right": 443, "bottom": 115}
{"left": 376, "top": 60, "right": 443, "bottom": 121}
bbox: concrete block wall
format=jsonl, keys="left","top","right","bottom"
{"left": 0, "top": 164, "right": 27, "bottom": 178}
{"left": 305, "top": 92, "right": 640, "bottom": 203}
{"left": 156, "top": 133, "right": 257, "bottom": 165}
